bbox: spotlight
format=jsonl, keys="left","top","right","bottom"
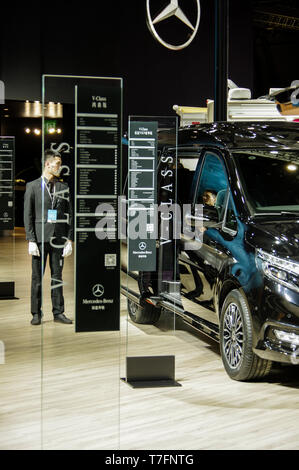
{"left": 25, "top": 128, "right": 31, "bottom": 134}
{"left": 34, "top": 128, "right": 41, "bottom": 135}
{"left": 286, "top": 164, "right": 298, "bottom": 172}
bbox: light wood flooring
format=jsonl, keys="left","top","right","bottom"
{"left": 0, "top": 228, "right": 299, "bottom": 450}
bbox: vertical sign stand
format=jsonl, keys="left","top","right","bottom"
{"left": 0, "top": 137, "right": 15, "bottom": 230}
{"left": 75, "top": 80, "right": 122, "bottom": 332}
{"left": 124, "top": 119, "right": 181, "bottom": 388}
{"left": 0, "top": 136, "right": 16, "bottom": 299}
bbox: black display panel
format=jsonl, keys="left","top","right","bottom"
{"left": 128, "top": 121, "right": 157, "bottom": 272}
{"left": 75, "top": 83, "right": 121, "bottom": 332}
{"left": 0, "top": 137, "right": 15, "bottom": 230}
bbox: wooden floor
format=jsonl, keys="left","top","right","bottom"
{"left": 0, "top": 228, "right": 299, "bottom": 450}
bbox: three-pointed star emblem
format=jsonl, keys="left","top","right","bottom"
{"left": 92, "top": 284, "right": 104, "bottom": 297}
{"left": 153, "top": 0, "right": 195, "bottom": 31}
{"left": 146, "top": 0, "right": 201, "bottom": 50}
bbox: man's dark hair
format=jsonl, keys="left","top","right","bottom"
{"left": 44, "top": 149, "right": 61, "bottom": 165}
{"left": 204, "top": 189, "right": 217, "bottom": 197}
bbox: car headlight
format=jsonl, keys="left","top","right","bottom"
{"left": 256, "top": 248, "right": 299, "bottom": 293}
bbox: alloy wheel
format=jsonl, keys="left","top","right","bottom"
{"left": 223, "top": 302, "right": 244, "bottom": 369}
{"left": 128, "top": 300, "right": 138, "bottom": 316}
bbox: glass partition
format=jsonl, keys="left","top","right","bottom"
{"left": 40, "top": 75, "right": 122, "bottom": 449}
{"left": 0, "top": 130, "right": 43, "bottom": 448}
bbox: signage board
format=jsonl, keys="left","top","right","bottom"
{"left": 128, "top": 121, "right": 157, "bottom": 272}
{"left": 0, "top": 137, "right": 15, "bottom": 230}
{"left": 75, "top": 82, "right": 121, "bottom": 332}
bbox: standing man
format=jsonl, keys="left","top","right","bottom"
{"left": 24, "top": 149, "right": 73, "bottom": 325}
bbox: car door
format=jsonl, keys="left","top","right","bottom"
{"left": 179, "top": 150, "right": 237, "bottom": 325}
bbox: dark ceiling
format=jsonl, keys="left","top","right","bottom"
{"left": 251, "top": 0, "right": 299, "bottom": 97}
{"left": 252, "top": 0, "right": 299, "bottom": 31}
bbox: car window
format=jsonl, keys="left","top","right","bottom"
{"left": 233, "top": 150, "right": 299, "bottom": 213}
{"left": 196, "top": 152, "right": 238, "bottom": 235}
{"left": 196, "top": 152, "right": 228, "bottom": 218}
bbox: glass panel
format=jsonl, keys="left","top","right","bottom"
{"left": 120, "top": 116, "right": 179, "bottom": 448}
{"left": 196, "top": 152, "right": 228, "bottom": 205}
{"left": 40, "top": 75, "right": 122, "bottom": 449}
{"left": 0, "top": 130, "right": 42, "bottom": 448}
{"left": 232, "top": 149, "right": 299, "bottom": 213}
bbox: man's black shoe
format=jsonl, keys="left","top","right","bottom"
{"left": 31, "top": 314, "right": 41, "bottom": 325}
{"left": 54, "top": 313, "right": 73, "bottom": 324}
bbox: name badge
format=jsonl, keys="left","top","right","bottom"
{"left": 47, "top": 209, "right": 57, "bottom": 223}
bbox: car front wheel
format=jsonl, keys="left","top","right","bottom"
{"left": 220, "top": 289, "right": 272, "bottom": 381}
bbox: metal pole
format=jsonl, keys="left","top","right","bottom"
{"left": 214, "top": 0, "right": 229, "bottom": 121}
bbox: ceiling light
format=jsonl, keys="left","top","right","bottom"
{"left": 286, "top": 164, "right": 297, "bottom": 172}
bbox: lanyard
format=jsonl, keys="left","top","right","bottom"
{"left": 42, "top": 177, "right": 56, "bottom": 209}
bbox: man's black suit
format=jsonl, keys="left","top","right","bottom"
{"left": 24, "top": 177, "right": 73, "bottom": 317}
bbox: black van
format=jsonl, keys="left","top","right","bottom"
{"left": 122, "top": 121, "right": 299, "bottom": 381}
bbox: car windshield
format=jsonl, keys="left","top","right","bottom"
{"left": 232, "top": 150, "right": 299, "bottom": 214}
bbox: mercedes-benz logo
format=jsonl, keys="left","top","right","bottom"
{"left": 139, "top": 242, "right": 147, "bottom": 251}
{"left": 146, "top": 0, "right": 201, "bottom": 50}
{"left": 92, "top": 284, "right": 104, "bottom": 297}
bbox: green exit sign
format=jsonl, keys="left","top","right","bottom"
{"left": 45, "top": 120, "right": 56, "bottom": 133}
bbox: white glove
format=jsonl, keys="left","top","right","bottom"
{"left": 28, "top": 241, "right": 40, "bottom": 256}
{"left": 62, "top": 240, "right": 72, "bottom": 258}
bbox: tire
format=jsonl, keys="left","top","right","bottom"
{"left": 219, "top": 289, "right": 272, "bottom": 381}
{"left": 127, "top": 298, "right": 161, "bottom": 325}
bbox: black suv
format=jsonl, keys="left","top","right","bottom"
{"left": 122, "top": 121, "right": 299, "bottom": 381}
